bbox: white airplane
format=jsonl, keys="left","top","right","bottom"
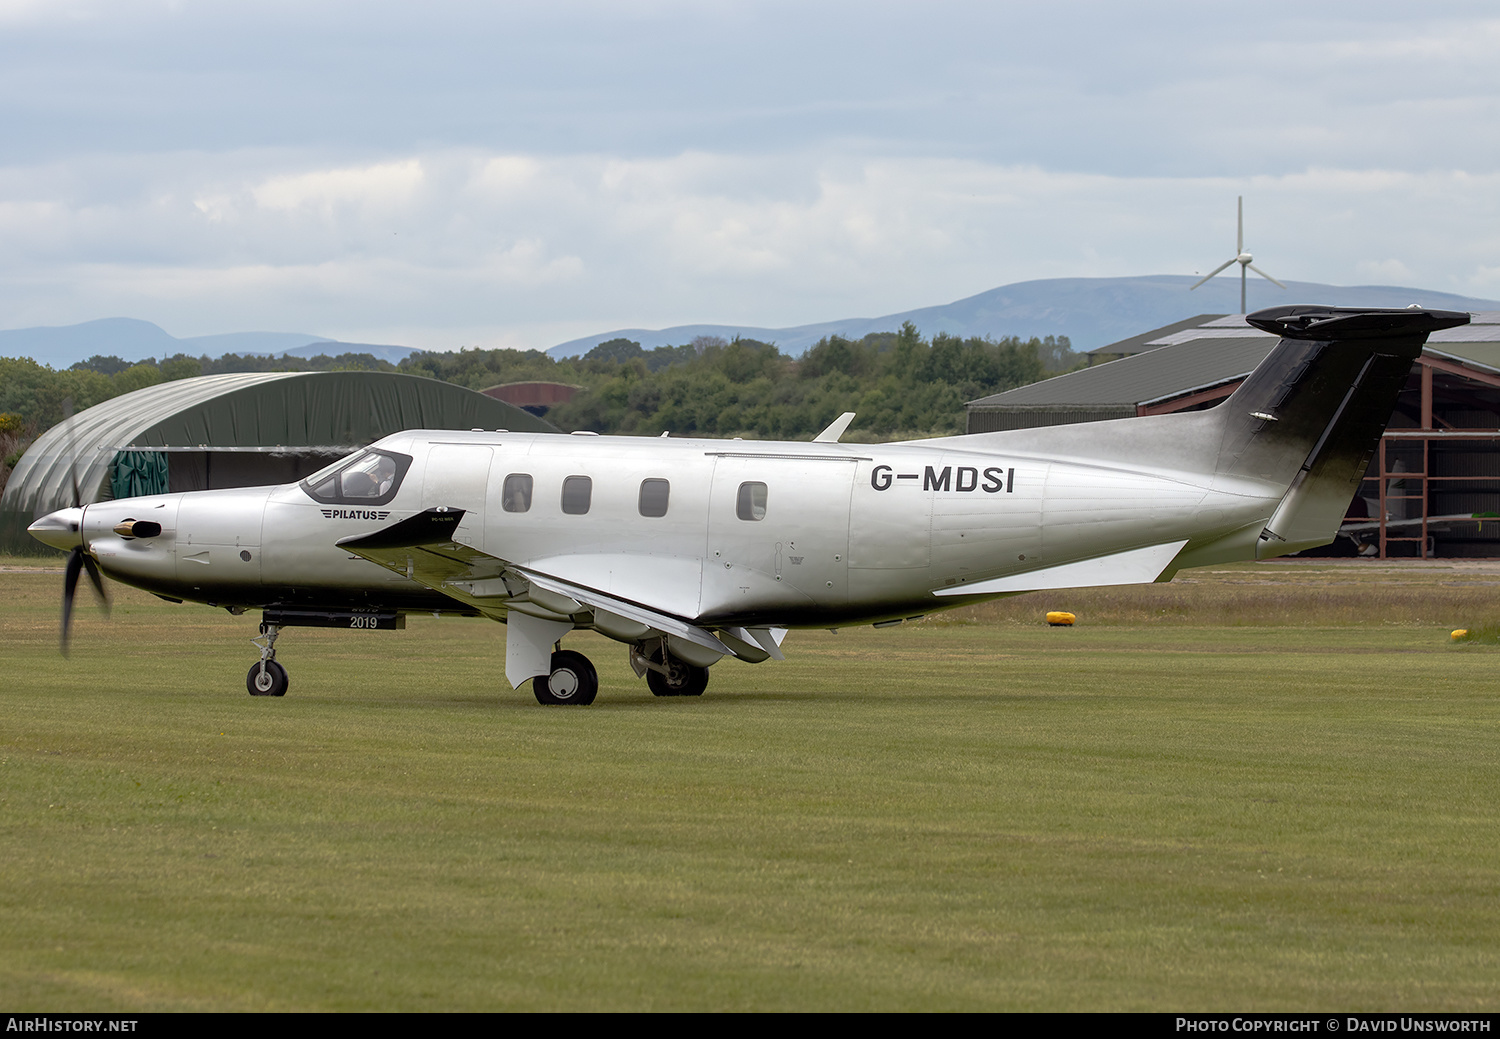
{"left": 1335, "top": 513, "right": 1491, "bottom": 556}
{"left": 28, "top": 305, "right": 1469, "bottom": 705}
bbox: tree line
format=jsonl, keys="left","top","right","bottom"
{"left": 0, "top": 324, "right": 1079, "bottom": 488}
{"left": 404, "top": 323, "right": 1079, "bottom": 440}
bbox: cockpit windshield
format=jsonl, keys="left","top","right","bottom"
{"left": 301, "top": 449, "right": 412, "bottom": 506}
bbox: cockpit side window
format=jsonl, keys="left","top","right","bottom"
{"left": 301, "top": 449, "right": 412, "bottom": 506}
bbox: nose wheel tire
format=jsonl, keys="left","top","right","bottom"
{"left": 645, "top": 646, "right": 709, "bottom": 697}
{"left": 533, "top": 649, "right": 598, "bottom": 706}
{"left": 247, "top": 660, "right": 289, "bottom": 697}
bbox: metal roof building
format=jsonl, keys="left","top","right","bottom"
{"left": 967, "top": 312, "right": 1500, "bottom": 557}
{"left": 2, "top": 370, "right": 556, "bottom": 552}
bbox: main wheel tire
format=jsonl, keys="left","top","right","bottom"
{"left": 645, "top": 646, "right": 709, "bottom": 698}
{"left": 533, "top": 649, "right": 598, "bottom": 706}
{"left": 246, "top": 660, "right": 289, "bottom": 697}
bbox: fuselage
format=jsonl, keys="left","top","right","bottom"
{"left": 62, "top": 428, "right": 1284, "bottom": 628}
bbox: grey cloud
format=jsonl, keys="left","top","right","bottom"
{"left": 2, "top": 2, "right": 1500, "bottom": 346}
{"left": 3, "top": 150, "right": 1498, "bottom": 349}
{"left": 3, "top": 2, "right": 1499, "bottom": 174}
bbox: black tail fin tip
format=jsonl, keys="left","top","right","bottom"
{"left": 1246, "top": 304, "right": 1470, "bottom": 341}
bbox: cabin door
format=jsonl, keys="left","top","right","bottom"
{"left": 705, "top": 454, "right": 855, "bottom": 613}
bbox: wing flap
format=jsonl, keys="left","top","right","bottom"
{"left": 521, "top": 569, "right": 733, "bottom": 659}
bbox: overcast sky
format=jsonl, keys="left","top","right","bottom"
{"left": 3, "top": 0, "right": 1499, "bottom": 349}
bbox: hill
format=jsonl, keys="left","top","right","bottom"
{"left": 546, "top": 275, "right": 1500, "bottom": 357}
{"left": 6, "top": 276, "right": 1496, "bottom": 370}
{"left": 0, "top": 318, "right": 417, "bottom": 368}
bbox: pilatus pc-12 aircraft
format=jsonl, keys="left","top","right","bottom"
{"left": 30, "top": 305, "right": 1468, "bottom": 705}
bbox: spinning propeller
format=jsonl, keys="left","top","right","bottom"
{"left": 50, "top": 399, "right": 110, "bottom": 654}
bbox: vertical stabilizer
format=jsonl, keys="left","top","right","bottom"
{"left": 1214, "top": 306, "right": 1470, "bottom": 557}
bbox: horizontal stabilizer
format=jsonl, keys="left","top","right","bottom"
{"left": 931, "top": 540, "right": 1188, "bottom": 597}
{"left": 1246, "top": 306, "right": 1470, "bottom": 341}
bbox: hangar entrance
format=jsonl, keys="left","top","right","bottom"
{"left": 124, "top": 447, "right": 352, "bottom": 496}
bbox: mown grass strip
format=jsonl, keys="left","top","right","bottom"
{"left": 1, "top": 568, "right": 1497, "bottom": 1010}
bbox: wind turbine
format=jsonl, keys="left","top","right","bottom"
{"left": 1191, "top": 196, "right": 1285, "bottom": 314}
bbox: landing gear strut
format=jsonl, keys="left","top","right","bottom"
{"left": 639, "top": 643, "right": 709, "bottom": 698}
{"left": 533, "top": 649, "right": 598, "bottom": 706}
{"left": 247, "top": 622, "right": 288, "bottom": 697}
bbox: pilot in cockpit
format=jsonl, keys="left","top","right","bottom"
{"left": 339, "top": 455, "right": 397, "bottom": 499}
{"left": 372, "top": 456, "right": 397, "bottom": 496}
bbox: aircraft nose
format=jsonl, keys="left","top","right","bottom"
{"left": 28, "top": 507, "right": 86, "bottom": 552}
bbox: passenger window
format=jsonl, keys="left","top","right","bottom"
{"left": 561, "top": 475, "right": 592, "bottom": 515}
{"left": 502, "top": 473, "right": 533, "bottom": 513}
{"left": 736, "top": 481, "right": 767, "bottom": 521}
{"left": 639, "top": 478, "right": 670, "bottom": 518}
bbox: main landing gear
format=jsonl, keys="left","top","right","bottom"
{"left": 533, "top": 649, "right": 599, "bottom": 706}
{"left": 247, "top": 622, "right": 288, "bottom": 697}
{"left": 530, "top": 642, "right": 713, "bottom": 704}
{"left": 639, "top": 643, "right": 709, "bottom": 698}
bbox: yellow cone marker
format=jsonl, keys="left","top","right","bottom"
{"left": 1046, "top": 611, "right": 1076, "bottom": 627}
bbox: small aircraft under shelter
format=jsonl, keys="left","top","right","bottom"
{"left": 30, "top": 305, "right": 1469, "bottom": 705}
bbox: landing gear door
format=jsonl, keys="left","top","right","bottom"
{"left": 705, "top": 454, "right": 855, "bottom": 613}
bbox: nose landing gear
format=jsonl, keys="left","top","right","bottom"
{"left": 247, "top": 623, "right": 288, "bottom": 697}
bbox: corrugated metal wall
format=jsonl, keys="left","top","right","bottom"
{"left": 967, "top": 405, "right": 1136, "bottom": 433}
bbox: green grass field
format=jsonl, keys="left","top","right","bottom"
{"left": 2, "top": 562, "right": 1498, "bottom": 1011}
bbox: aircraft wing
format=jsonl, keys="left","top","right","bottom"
{"left": 1338, "top": 514, "right": 1493, "bottom": 540}
{"left": 333, "top": 507, "right": 505, "bottom": 597}
{"left": 1344, "top": 512, "right": 1482, "bottom": 530}
{"left": 335, "top": 507, "right": 734, "bottom": 660}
